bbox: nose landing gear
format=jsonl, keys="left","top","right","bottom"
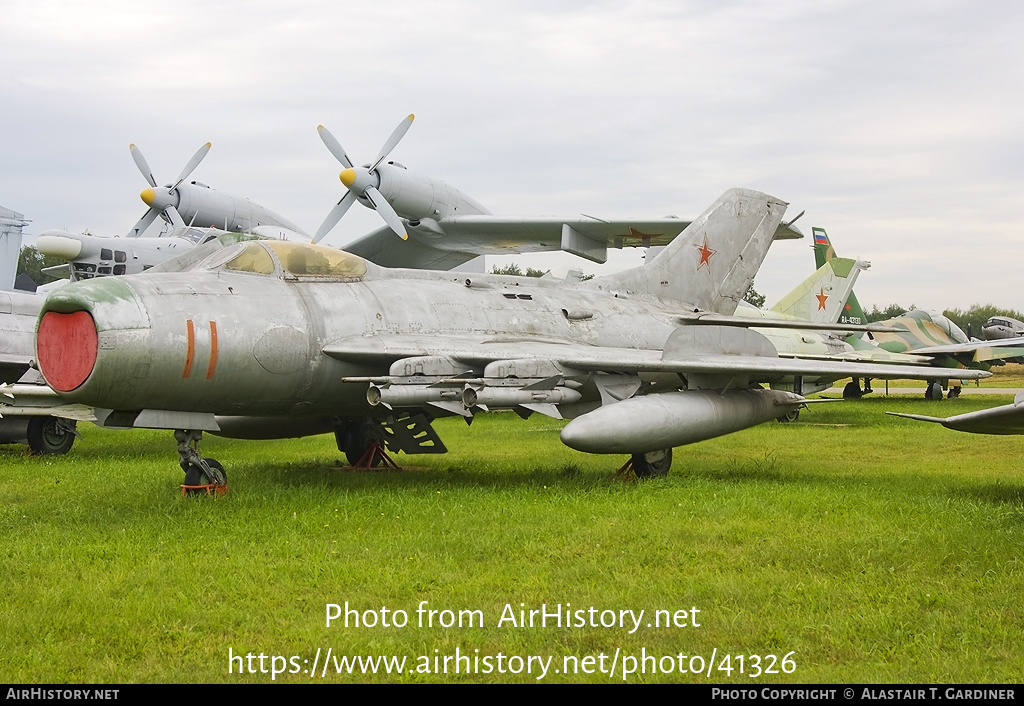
{"left": 176, "top": 429, "right": 228, "bottom": 496}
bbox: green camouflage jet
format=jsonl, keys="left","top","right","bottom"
{"left": 811, "top": 228, "right": 1024, "bottom": 399}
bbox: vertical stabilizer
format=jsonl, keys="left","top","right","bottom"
{"left": 769, "top": 257, "right": 869, "bottom": 324}
{"left": 0, "top": 207, "right": 29, "bottom": 291}
{"left": 811, "top": 227, "right": 868, "bottom": 325}
{"left": 595, "top": 189, "right": 787, "bottom": 314}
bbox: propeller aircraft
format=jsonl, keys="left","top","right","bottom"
{"left": 33, "top": 189, "right": 990, "bottom": 490}
{"left": 314, "top": 116, "right": 806, "bottom": 269}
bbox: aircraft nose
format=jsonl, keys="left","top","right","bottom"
{"left": 340, "top": 168, "right": 356, "bottom": 188}
{"left": 37, "top": 310, "right": 97, "bottom": 392}
{"left": 36, "top": 278, "right": 152, "bottom": 402}
{"left": 140, "top": 187, "right": 156, "bottom": 205}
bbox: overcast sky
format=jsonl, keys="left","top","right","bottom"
{"left": 2, "top": 0, "right": 1022, "bottom": 312}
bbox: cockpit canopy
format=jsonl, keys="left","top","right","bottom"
{"left": 203, "top": 241, "right": 367, "bottom": 280}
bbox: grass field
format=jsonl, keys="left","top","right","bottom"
{"left": 2, "top": 392, "right": 1023, "bottom": 683}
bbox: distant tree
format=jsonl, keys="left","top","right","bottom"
{"left": 491, "top": 263, "right": 550, "bottom": 278}
{"left": 17, "top": 245, "right": 62, "bottom": 287}
{"left": 744, "top": 283, "right": 765, "bottom": 309}
{"left": 866, "top": 303, "right": 910, "bottom": 322}
{"left": 943, "top": 304, "right": 1024, "bottom": 340}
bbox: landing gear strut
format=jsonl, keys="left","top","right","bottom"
{"left": 176, "top": 429, "right": 227, "bottom": 495}
{"left": 617, "top": 448, "right": 673, "bottom": 480}
{"left": 333, "top": 419, "right": 397, "bottom": 469}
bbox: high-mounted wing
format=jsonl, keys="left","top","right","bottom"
{"left": 344, "top": 217, "right": 804, "bottom": 269}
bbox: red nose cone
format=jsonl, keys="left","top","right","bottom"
{"left": 37, "top": 311, "right": 98, "bottom": 392}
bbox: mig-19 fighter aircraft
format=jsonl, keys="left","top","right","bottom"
{"left": 34, "top": 189, "right": 990, "bottom": 489}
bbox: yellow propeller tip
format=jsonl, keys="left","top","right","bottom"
{"left": 400, "top": 233, "right": 408, "bottom": 240}
{"left": 408, "top": 114, "right": 415, "bottom": 120}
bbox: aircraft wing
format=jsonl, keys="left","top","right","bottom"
{"left": 907, "top": 337, "right": 1024, "bottom": 361}
{"left": 343, "top": 217, "right": 803, "bottom": 268}
{"left": 322, "top": 329, "right": 991, "bottom": 383}
{"left": 887, "top": 392, "right": 1024, "bottom": 434}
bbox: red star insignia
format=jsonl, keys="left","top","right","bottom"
{"left": 694, "top": 235, "right": 716, "bottom": 271}
{"left": 816, "top": 288, "right": 829, "bottom": 311}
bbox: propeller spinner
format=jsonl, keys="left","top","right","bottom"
{"left": 314, "top": 114, "right": 415, "bottom": 243}
{"left": 127, "top": 142, "right": 211, "bottom": 236}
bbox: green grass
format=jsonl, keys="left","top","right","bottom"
{"left": 2, "top": 395, "right": 1024, "bottom": 683}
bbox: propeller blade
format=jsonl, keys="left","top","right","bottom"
{"left": 129, "top": 144, "right": 157, "bottom": 188}
{"left": 365, "top": 185, "right": 408, "bottom": 240}
{"left": 171, "top": 142, "right": 211, "bottom": 190}
{"left": 370, "top": 114, "right": 414, "bottom": 172}
{"left": 127, "top": 208, "right": 160, "bottom": 238}
{"left": 163, "top": 205, "right": 187, "bottom": 229}
{"left": 312, "top": 192, "right": 356, "bottom": 243}
{"left": 317, "top": 125, "right": 354, "bottom": 169}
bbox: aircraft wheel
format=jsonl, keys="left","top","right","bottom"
{"left": 948, "top": 387, "right": 961, "bottom": 399}
{"left": 632, "top": 449, "right": 672, "bottom": 479}
{"left": 343, "top": 421, "right": 382, "bottom": 467}
{"left": 842, "top": 381, "right": 863, "bottom": 399}
{"left": 26, "top": 417, "right": 76, "bottom": 455}
{"left": 183, "top": 458, "right": 226, "bottom": 493}
{"left": 777, "top": 409, "right": 800, "bottom": 423}
{"left": 925, "top": 381, "right": 943, "bottom": 400}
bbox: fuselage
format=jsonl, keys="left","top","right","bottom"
{"left": 36, "top": 240, "right": 681, "bottom": 418}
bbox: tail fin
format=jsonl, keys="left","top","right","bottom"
{"left": 810, "top": 227, "right": 869, "bottom": 325}
{"left": 768, "top": 257, "right": 869, "bottom": 324}
{"left": 595, "top": 188, "right": 787, "bottom": 314}
{"left": 811, "top": 226, "right": 835, "bottom": 270}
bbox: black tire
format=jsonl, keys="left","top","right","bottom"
{"left": 925, "top": 381, "right": 943, "bottom": 400}
{"left": 842, "top": 381, "right": 862, "bottom": 399}
{"left": 26, "top": 417, "right": 76, "bottom": 455}
{"left": 632, "top": 449, "right": 672, "bottom": 479}
{"left": 948, "top": 387, "right": 961, "bottom": 399}
{"left": 183, "top": 458, "right": 227, "bottom": 490}
{"left": 777, "top": 409, "right": 800, "bottom": 423}
{"left": 343, "top": 422, "right": 382, "bottom": 467}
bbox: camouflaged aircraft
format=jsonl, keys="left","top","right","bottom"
{"left": 812, "top": 228, "right": 1024, "bottom": 399}
{"left": 34, "top": 189, "right": 990, "bottom": 490}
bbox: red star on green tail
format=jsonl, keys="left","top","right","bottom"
{"left": 694, "top": 235, "right": 716, "bottom": 271}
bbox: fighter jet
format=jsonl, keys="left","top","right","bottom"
{"left": 811, "top": 228, "right": 1024, "bottom": 399}
{"left": 314, "top": 116, "right": 805, "bottom": 269}
{"left": 34, "top": 189, "right": 990, "bottom": 489}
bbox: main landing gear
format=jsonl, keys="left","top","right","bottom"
{"left": 176, "top": 429, "right": 227, "bottom": 496}
{"left": 27, "top": 417, "right": 78, "bottom": 455}
{"left": 616, "top": 448, "right": 673, "bottom": 480}
{"left": 333, "top": 419, "right": 398, "bottom": 469}
{"left": 925, "top": 381, "right": 944, "bottom": 401}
